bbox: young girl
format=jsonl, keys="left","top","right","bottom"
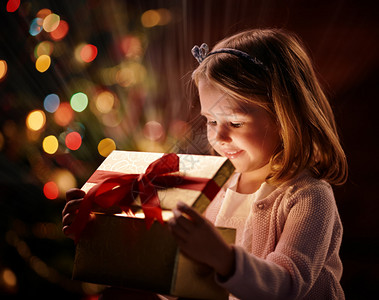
{"left": 63, "top": 28, "right": 347, "bottom": 299}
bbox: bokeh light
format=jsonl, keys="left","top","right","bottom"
{"left": 43, "top": 13, "right": 60, "bottom": 32}
{"left": 36, "top": 8, "right": 52, "bottom": 19}
{"left": 50, "top": 20, "right": 69, "bottom": 41}
{"left": 70, "top": 92, "right": 88, "bottom": 112}
{"left": 0, "top": 60, "right": 7, "bottom": 81}
{"left": 29, "top": 18, "right": 43, "bottom": 36}
{"left": 42, "top": 135, "right": 59, "bottom": 154}
{"left": 26, "top": 110, "right": 46, "bottom": 131}
{"left": 54, "top": 103, "right": 74, "bottom": 126}
{"left": 6, "top": 0, "right": 20, "bottom": 13}
{"left": 35, "top": 55, "right": 51, "bottom": 73}
{"left": 98, "top": 138, "right": 116, "bottom": 157}
{"left": 43, "top": 181, "right": 59, "bottom": 200}
{"left": 120, "top": 35, "right": 143, "bottom": 59}
{"left": 143, "top": 121, "right": 164, "bottom": 141}
{"left": 52, "top": 169, "right": 77, "bottom": 198}
{"left": 80, "top": 44, "right": 98, "bottom": 63}
{"left": 95, "top": 91, "right": 114, "bottom": 114}
{"left": 141, "top": 10, "right": 160, "bottom": 28}
{"left": 35, "top": 41, "right": 54, "bottom": 58}
{"left": 43, "top": 93, "right": 60, "bottom": 113}
{"left": 65, "top": 131, "right": 82, "bottom": 150}
{"left": 115, "top": 62, "right": 146, "bottom": 87}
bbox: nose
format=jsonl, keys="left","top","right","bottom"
{"left": 208, "top": 124, "right": 232, "bottom": 145}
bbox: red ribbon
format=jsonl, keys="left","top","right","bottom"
{"left": 66, "top": 153, "right": 221, "bottom": 243}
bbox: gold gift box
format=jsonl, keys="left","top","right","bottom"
{"left": 72, "top": 151, "right": 235, "bottom": 299}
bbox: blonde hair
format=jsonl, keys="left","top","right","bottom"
{"left": 192, "top": 28, "right": 347, "bottom": 186}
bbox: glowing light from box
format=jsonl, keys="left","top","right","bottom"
{"left": 95, "top": 91, "right": 114, "bottom": 113}
{"left": 54, "top": 102, "right": 74, "bottom": 126}
{"left": 65, "top": 131, "right": 82, "bottom": 150}
{"left": 6, "top": 0, "right": 20, "bottom": 13}
{"left": 52, "top": 169, "right": 77, "bottom": 198}
{"left": 35, "top": 55, "right": 51, "bottom": 72}
{"left": 35, "top": 41, "right": 54, "bottom": 58}
{"left": 80, "top": 44, "right": 98, "bottom": 63}
{"left": 98, "top": 138, "right": 116, "bottom": 157}
{"left": 43, "top": 13, "right": 60, "bottom": 32}
{"left": 143, "top": 121, "right": 164, "bottom": 141}
{"left": 42, "top": 135, "right": 59, "bottom": 154}
{"left": 29, "top": 18, "right": 43, "bottom": 36}
{"left": 0, "top": 60, "right": 7, "bottom": 81}
{"left": 26, "top": 110, "right": 46, "bottom": 131}
{"left": 50, "top": 20, "right": 69, "bottom": 41}
{"left": 43, "top": 181, "right": 59, "bottom": 200}
{"left": 1, "top": 268, "right": 17, "bottom": 290}
{"left": 70, "top": 92, "right": 88, "bottom": 112}
{"left": 44, "top": 93, "right": 60, "bottom": 113}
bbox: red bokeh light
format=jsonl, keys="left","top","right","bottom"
{"left": 80, "top": 44, "right": 98, "bottom": 63}
{"left": 54, "top": 103, "right": 74, "bottom": 127}
{"left": 50, "top": 20, "right": 69, "bottom": 41}
{"left": 6, "top": 0, "right": 20, "bottom": 13}
{"left": 65, "top": 131, "right": 82, "bottom": 150}
{"left": 43, "top": 181, "right": 59, "bottom": 200}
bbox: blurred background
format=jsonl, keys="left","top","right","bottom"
{"left": 0, "top": 0, "right": 378, "bottom": 299}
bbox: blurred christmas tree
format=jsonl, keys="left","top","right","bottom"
{"left": 0, "top": 0, "right": 196, "bottom": 298}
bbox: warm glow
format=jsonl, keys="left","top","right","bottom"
{"left": 54, "top": 103, "right": 74, "bottom": 126}
{"left": 35, "top": 55, "right": 51, "bottom": 73}
{"left": 42, "top": 135, "right": 59, "bottom": 154}
{"left": 143, "top": 121, "right": 164, "bottom": 141}
{"left": 141, "top": 10, "right": 160, "bottom": 28}
{"left": 1, "top": 268, "right": 17, "bottom": 288}
{"left": 43, "top": 181, "right": 59, "bottom": 200}
{"left": 98, "top": 138, "right": 116, "bottom": 157}
{"left": 95, "top": 91, "right": 114, "bottom": 113}
{"left": 36, "top": 8, "right": 52, "bottom": 19}
{"left": 43, "top": 13, "right": 60, "bottom": 32}
{"left": 26, "top": 110, "right": 46, "bottom": 131}
{"left": 0, "top": 60, "right": 7, "bottom": 81}
{"left": 120, "top": 35, "right": 143, "bottom": 59}
{"left": 52, "top": 169, "right": 77, "bottom": 198}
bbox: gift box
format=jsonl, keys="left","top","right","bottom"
{"left": 71, "top": 150, "right": 236, "bottom": 299}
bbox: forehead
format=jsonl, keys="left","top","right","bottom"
{"left": 198, "top": 79, "right": 249, "bottom": 116}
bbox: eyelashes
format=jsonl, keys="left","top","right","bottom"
{"left": 206, "top": 120, "right": 245, "bottom": 128}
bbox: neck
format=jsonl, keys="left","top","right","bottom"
{"left": 237, "top": 164, "right": 271, "bottom": 194}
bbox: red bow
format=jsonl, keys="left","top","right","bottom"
{"left": 66, "top": 153, "right": 220, "bottom": 243}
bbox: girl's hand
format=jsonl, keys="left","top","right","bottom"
{"left": 168, "top": 202, "right": 235, "bottom": 278}
{"left": 62, "top": 188, "right": 86, "bottom": 240}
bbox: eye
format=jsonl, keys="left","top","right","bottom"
{"left": 229, "top": 122, "right": 244, "bottom": 128}
{"left": 206, "top": 120, "right": 217, "bottom": 126}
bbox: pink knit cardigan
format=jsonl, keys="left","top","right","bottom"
{"left": 205, "top": 171, "right": 345, "bottom": 300}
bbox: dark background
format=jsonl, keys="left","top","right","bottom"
{"left": 1, "top": 0, "right": 378, "bottom": 299}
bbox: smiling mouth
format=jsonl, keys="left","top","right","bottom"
{"left": 223, "top": 150, "right": 243, "bottom": 159}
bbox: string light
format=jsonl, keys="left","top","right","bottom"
{"left": 98, "top": 138, "right": 116, "bottom": 157}
{"left": 35, "top": 55, "right": 51, "bottom": 73}
{"left": 29, "top": 18, "right": 43, "bottom": 36}
{"left": 80, "top": 44, "right": 98, "bottom": 63}
{"left": 26, "top": 110, "right": 46, "bottom": 131}
{"left": 65, "top": 131, "right": 82, "bottom": 150}
{"left": 70, "top": 92, "right": 88, "bottom": 112}
{"left": 6, "top": 0, "right": 20, "bottom": 13}
{"left": 54, "top": 103, "right": 74, "bottom": 127}
{"left": 0, "top": 60, "right": 7, "bottom": 81}
{"left": 42, "top": 135, "right": 59, "bottom": 154}
{"left": 44, "top": 93, "right": 60, "bottom": 113}
{"left": 35, "top": 41, "right": 54, "bottom": 58}
{"left": 50, "top": 20, "right": 69, "bottom": 41}
{"left": 43, "top": 181, "right": 59, "bottom": 200}
{"left": 43, "top": 13, "right": 60, "bottom": 32}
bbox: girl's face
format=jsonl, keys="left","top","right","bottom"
{"left": 198, "top": 79, "right": 280, "bottom": 176}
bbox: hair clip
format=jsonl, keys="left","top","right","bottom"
{"left": 191, "top": 43, "right": 209, "bottom": 63}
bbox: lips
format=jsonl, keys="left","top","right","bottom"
{"left": 222, "top": 149, "right": 243, "bottom": 159}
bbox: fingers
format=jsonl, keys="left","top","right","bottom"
{"left": 66, "top": 188, "right": 86, "bottom": 201}
{"left": 176, "top": 201, "right": 204, "bottom": 224}
{"left": 62, "top": 198, "right": 82, "bottom": 217}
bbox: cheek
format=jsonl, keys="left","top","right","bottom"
{"left": 206, "top": 127, "right": 217, "bottom": 146}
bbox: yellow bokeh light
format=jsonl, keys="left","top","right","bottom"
{"left": 0, "top": 60, "right": 7, "bottom": 81}
{"left": 42, "top": 135, "right": 59, "bottom": 154}
{"left": 43, "top": 13, "right": 60, "bottom": 32}
{"left": 95, "top": 91, "right": 114, "bottom": 114}
{"left": 26, "top": 110, "right": 46, "bottom": 131}
{"left": 98, "top": 138, "right": 116, "bottom": 157}
{"left": 35, "top": 55, "right": 51, "bottom": 72}
{"left": 1, "top": 268, "right": 17, "bottom": 288}
{"left": 52, "top": 169, "right": 77, "bottom": 198}
{"left": 141, "top": 10, "right": 160, "bottom": 28}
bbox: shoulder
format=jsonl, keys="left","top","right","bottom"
{"left": 278, "top": 171, "right": 336, "bottom": 211}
